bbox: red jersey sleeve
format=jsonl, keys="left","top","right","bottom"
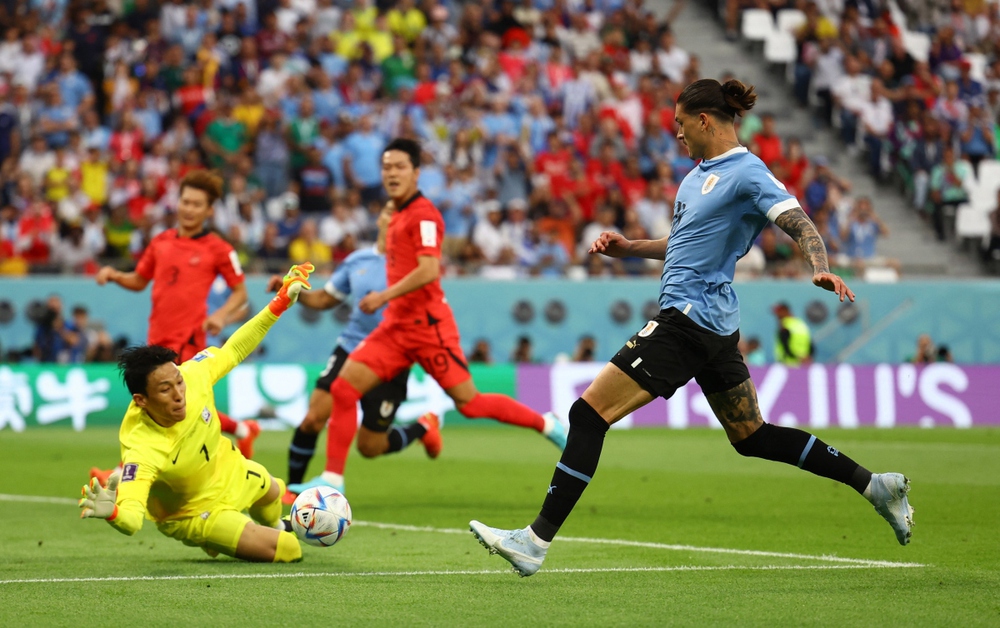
{"left": 212, "top": 236, "right": 245, "bottom": 288}
{"left": 410, "top": 205, "right": 444, "bottom": 259}
{"left": 134, "top": 236, "right": 157, "bottom": 280}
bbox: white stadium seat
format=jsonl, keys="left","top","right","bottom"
{"left": 765, "top": 31, "right": 798, "bottom": 65}
{"left": 776, "top": 9, "right": 807, "bottom": 33}
{"left": 955, "top": 204, "right": 991, "bottom": 241}
{"left": 742, "top": 9, "right": 774, "bottom": 43}
{"left": 902, "top": 30, "right": 931, "bottom": 63}
{"left": 964, "top": 53, "right": 988, "bottom": 83}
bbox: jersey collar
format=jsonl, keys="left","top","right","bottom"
{"left": 702, "top": 146, "right": 748, "bottom": 163}
{"left": 396, "top": 191, "right": 423, "bottom": 211}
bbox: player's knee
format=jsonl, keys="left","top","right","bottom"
{"left": 568, "top": 398, "right": 611, "bottom": 432}
{"left": 732, "top": 422, "right": 771, "bottom": 457}
{"left": 330, "top": 377, "right": 361, "bottom": 405}
{"left": 273, "top": 531, "right": 302, "bottom": 563}
{"left": 356, "top": 439, "right": 381, "bottom": 458}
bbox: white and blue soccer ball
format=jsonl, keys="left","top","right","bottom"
{"left": 290, "top": 486, "right": 353, "bottom": 547}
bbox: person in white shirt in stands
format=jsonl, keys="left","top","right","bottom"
{"left": 472, "top": 202, "right": 516, "bottom": 267}
{"left": 832, "top": 55, "right": 872, "bottom": 147}
{"left": 860, "top": 80, "right": 895, "bottom": 182}
{"left": 655, "top": 28, "right": 690, "bottom": 84}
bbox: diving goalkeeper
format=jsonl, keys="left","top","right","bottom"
{"left": 78, "top": 263, "right": 315, "bottom": 563}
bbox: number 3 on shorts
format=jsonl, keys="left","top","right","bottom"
{"left": 638, "top": 321, "right": 659, "bottom": 338}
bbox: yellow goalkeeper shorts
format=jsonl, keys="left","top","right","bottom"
{"left": 156, "top": 457, "right": 274, "bottom": 554}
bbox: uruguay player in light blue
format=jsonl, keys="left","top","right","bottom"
{"left": 268, "top": 204, "right": 440, "bottom": 503}
{"left": 471, "top": 79, "right": 913, "bottom": 577}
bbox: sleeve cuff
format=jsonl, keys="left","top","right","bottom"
{"left": 767, "top": 198, "right": 801, "bottom": 222}
{"left": 324, "top": 285, "right": 347, "bottom": 301}
{"left": 107, "top": 504, "right": 118, "bottom": 522}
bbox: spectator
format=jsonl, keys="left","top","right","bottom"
{"left": 468, "top": 339, "right": 493, "bottom": 364}
{"left": 511, "top": 335, "right": 534, "bottom": 363}
{"left": 472, "top": 203, "right": 516, "bottom": 266}
{"left": 908, "top": 333, "right": 937, "bottom": 364}
{"left": 752, "top": 113, "right": 783, "bottom": 167}
{"left": 33, "top": 295, "right": 77, "bottom": 363}
{"left": 573, "top": 335, "right": 596, "bottom": 362}
{"left": 739, "top": 336, "right": 766, "bottom": 366}
{"left": 860, "top": 80, "right": 895, "bottom": 182}
{"left": 958, "top": 102, "right": 995, "bottom": 176}
{"left": 343, "top": 115, "right": 386, "bottom": 206}
{"left": 928, "top": 145, "right": 971, "bottom": 240}
{"left": 288, "top": 218, "right": 331, "bottom": 268}
{"left": 985, "top": 192, "right": 1000, "bottom": 268}
{"left": 635, "top": 179, "right": 673, "bottom": 240}
{"left": 832, "top": 55, "right": 871, "bottom": 148}
{"left": 772, "top": 302, "right": 813, "bottom": 367}
{"left": 202, "top": 98, "right": 248, "bottom": 171}
{"left": 523, "top": 225, "right": 570, "bottom": 278}
{"left": 840, "top": 196, "right": 899, "bottom": 274}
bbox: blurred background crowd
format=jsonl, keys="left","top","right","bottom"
{"left": 7, "top": 0, "right": 993, "bottom": 282}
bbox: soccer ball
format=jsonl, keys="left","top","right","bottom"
{"left": 289, "top": 486, "right": 353, "bottom": 547}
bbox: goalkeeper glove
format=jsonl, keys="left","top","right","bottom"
{"left": 79, "top": 472, "right": 120, "bottom": 520}
{"left": 268, "top": 262, "right": 315, "bottom": 316}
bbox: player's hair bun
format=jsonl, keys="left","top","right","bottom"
{"left": 720, "top": 80, "right": 757, "bottom": 117}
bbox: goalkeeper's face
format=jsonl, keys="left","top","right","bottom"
{"left": 136, "top": 363, "right": 188, "bottom": 427}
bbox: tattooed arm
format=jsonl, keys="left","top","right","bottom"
{"left": 773, "top": 207, "right": 856, "bottom": 302}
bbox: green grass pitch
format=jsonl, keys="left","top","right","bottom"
{"left": 2, "top": 426, "right": 999, "bottom": 626}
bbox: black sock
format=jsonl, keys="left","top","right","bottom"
{"left": 288, "top": 427, "right": 319, "bottom": 485}
{"left": 733, "top": 423, "right": 872, "bottom": 494}
{"left": 531, "top": 398, "right": 610, "bottom": 542}
{"left": 386, "top": 422, "right": 428, "bottom": 453}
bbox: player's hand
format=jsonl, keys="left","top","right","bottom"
{"left": 79, "top": 472, "right": 120, "bottom": 520}
{"left": 268, "top": 262, "right": 315, "bottom": 315}
{"left": 202, "top": 310, "right": 227, "bottom": 335}
{"left": 358, "top": 290, "right": 387, "bottom": 314}
{"left": 588, "top": 231, "right": 631, "bottom": 258}
{"left": 95, "top": 266, "right": 117, "bottom": 286}
{"left": 813, "top": 272, "right": 855, "bottom": 302}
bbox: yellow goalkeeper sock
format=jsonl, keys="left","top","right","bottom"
{"left": 273, "top": 531, "right": 302, "bottom": 563}
{"left": 250, "top": 477, "right": 285, "bottom": 528}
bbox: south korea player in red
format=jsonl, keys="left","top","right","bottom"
{"left": 311, "top": 139, "right": 565, "bottom": 493}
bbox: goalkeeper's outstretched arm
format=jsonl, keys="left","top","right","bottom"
{"left": 211, "top": 263, "right": 314, "bottom": 380}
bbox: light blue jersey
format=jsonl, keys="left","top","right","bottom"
{"left": 661, "top": 147, "right": 799, "bottom": 335}
{"left": 325, "top": 247, "right": 387, "bottom": 352}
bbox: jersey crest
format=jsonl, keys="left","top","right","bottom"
{"left": 201, "top": 406, "right": 211, "bottom": 423}
{"left": 701, "top": 174, "right": 720, "bottom": 195}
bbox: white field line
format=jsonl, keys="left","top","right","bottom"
{"left": 0, "top": 564, "right": 917, "bottom": 586}
{"left": 0, "top": 493, "right": 927, "bottom": 571}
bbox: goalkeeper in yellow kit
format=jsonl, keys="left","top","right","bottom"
{"left": 79, "top": 263, "right": 315, "bottom": 563}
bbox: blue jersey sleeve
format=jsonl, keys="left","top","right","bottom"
{"left": 325, "top": 259, "right": 352, "bottom": 300}
{"left": 746, "top": 161, "right": 801, "bottom": 222}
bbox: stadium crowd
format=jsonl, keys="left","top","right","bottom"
{"left": 724, "top": 0, "right": 1000, "bottom": 269}
{"left": 0, "top": 0, "right": 903, "bottom": 281}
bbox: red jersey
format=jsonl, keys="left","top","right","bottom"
{"left": 384, "top": 192, "right": 451, "bottom": 325}
{"left": 135, "top": 229, "right": 244, "bottom": 349}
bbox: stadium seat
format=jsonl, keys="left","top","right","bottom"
{"left": 741, "top": 9, "right": 774, "bottom": 43}
{"left": 955, "top": 204, "right": 990, "bottom": 241}
{"left": 863, "top": 266, "right": 900, "bottom": 283}
{"left": 764, "top": 31, "right": 797, "bottom": 65}
{"left": 775, "top": 9, "right": 807, "bottom": 33}
{"left": 902, "top": 30, "right": 931, "bottom": 63}
{"left": 965, "top": 53, "right": 988, "bottom": 82}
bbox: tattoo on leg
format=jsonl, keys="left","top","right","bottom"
{"left": 705, "top": 379, "right": 763, "bottom": 428}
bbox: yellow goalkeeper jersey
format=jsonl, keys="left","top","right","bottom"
{"left": 109, "top": 308, "right": 278, "bottom": 535}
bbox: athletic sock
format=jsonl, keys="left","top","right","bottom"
{"left": 732, "top": 423, "right": 872, "bottom": 494}
{"left": 386, "top": 422, "right": 428, "bottom": 453}
{"left": 459, "top": 393, "right": 545, "bottom": 432}
{"left": 326, "top": 378, "right": 361, "bottom": 475}
{"left": 531, "top": 398, "right": 609, "bottom": 542}
{"left": 288, "top": 427, "right": 319, "bottom": 485}
{"left": 218, "top": 412, "right": 239, "bottom": 435}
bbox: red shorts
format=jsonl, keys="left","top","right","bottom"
{"left": 349, "top": 317, "right": 471, "bottom": 391}
{"left": 150, "top": 329, "right": 206, "bottom": 364}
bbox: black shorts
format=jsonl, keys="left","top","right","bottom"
{"left": 609, "top": 307, "right": 750, "bottom": 399}
{"left": 315, "top": 345, "right": 410, "bottom": 433}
